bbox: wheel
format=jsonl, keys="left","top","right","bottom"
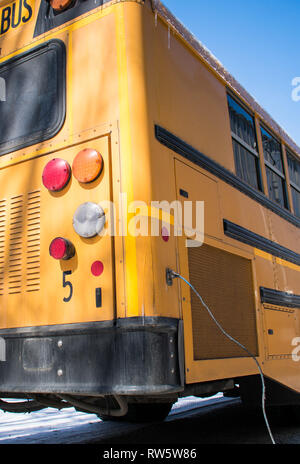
{"left": 98, "top": 402, "right": 173, "bottom": 423}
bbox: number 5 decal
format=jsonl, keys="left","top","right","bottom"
{"left": 63, "top": 271, "right": 73, "bottom": 302}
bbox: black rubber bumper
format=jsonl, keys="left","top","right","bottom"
{"left": 0, "top": 317, "right": 184, "bottom": 396}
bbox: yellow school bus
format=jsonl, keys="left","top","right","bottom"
{"left": 0, "top": 0, "right": 300, "bottom": 424}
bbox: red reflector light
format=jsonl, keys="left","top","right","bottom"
{"left": 42, "top": 159, "right": 71, "bottom": 192}
{"left": 49, "top": 238, "right": 75, "bottom": 260}
{"left": 91, "top": 261, "right": 104, "bottom": 276}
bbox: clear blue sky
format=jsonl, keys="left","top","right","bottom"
{"left": 162, "top": 0, "right": 300, "bottom": 147}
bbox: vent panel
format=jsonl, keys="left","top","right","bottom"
{"left": 8, "top": 196, "right": 23, "bottom": 294}
{"left": 0, "top": 191, "right": 41, "bottom": 296}
{"left": 188, "top": 243, "right": 258, "bottom": 360}
{"left": 26, "top": 191, "right": 41, "bottom": 292}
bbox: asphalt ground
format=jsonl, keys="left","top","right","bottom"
{"left": 0, "top": 394, "right": 299, "bottom": 457}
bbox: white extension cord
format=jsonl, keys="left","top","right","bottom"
{"left": 168, "top": 269, "right": 276, "bottom": 445}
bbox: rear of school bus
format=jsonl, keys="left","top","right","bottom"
{"left": 0, "top": 0, "right": 183, "bottom": 418}
{"left": 0, "top": 0, "right": 299, "bottom": 422}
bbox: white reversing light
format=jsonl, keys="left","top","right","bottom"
{"left": 73, "top": 202, "right": 105, "bottom": 238}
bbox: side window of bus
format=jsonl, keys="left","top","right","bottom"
{"left": 227, "top": 94, "right": 262, "bottom": 191}
{"left": 260, "top": 126, "right": 289, "bottom": 210}
{"left": 287, "top": 150, "right": 300, "bottom": 217}
{"left": 0, "top": 40, "right": 66, "bottom": 156}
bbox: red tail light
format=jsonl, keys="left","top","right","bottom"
{"left": 49, "top": 237, "right": 75, "bottom": 260}
{"left": 42, "top": 158, "right": 71, "bottom": 192}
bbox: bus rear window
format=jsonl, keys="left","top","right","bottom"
{"left": 0, "top": 40, "right": 66, "bottom": 156}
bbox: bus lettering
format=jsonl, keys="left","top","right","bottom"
{"left": 0, "top": 7, "right": 11, "bottom": 35}
{"left": 0, "top": 0, "right": 33, "bottom": 36}
{"left": 11, "top": 0, "right": 22, "bottom": 28}
{"left": 22, "top": 0, "right": 32, "bottom": 23}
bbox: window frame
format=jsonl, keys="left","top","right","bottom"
{"left": 227, "top": 92, "right": 263, "bottom": 192}
{"left": 286, "top": 149, "right": 300, "bottom": 217}
{"left": 287, "top": 149, "right": 300, "bottom": 194}
{"left": 0, "top": 39, "right": 66, "bottom": 157}
{"left": 260, "top": 124, "right": 289, "bottom": 210}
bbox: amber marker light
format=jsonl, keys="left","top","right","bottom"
{"left": 50, "top": 0, "right": 74, "bottom": 12}
{"left": 49, "top": 237, "right": 75, "bottom": 260}
{"left": 42, "top": 158, "right": 71, "bottom": 192}
{"left": 72, "top": 148, "right": 104, "bottom": 184}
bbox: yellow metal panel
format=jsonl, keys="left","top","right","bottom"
{"left": 0, "top": 133, "right": 115, "bottom": 328}
{"left": 72, "top": 13, "right": 119, "bottom": 135}
{"left": 175, "top": 159, "right": 259, "bottom": 382}
{"left": 115, "top": 3, "right": 138, "bottom": 318}
{"left": 175, "top": 159, "right": 221, "bottom": 240}
{"left": 264, "top": 308, "right": 297, "bottom": 357}
{"left": 143, "top": 3, "right": 235, "bottom": 173}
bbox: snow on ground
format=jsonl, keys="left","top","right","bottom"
{"left": 0, "top": 394, "right": 224, "bottom": 444}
